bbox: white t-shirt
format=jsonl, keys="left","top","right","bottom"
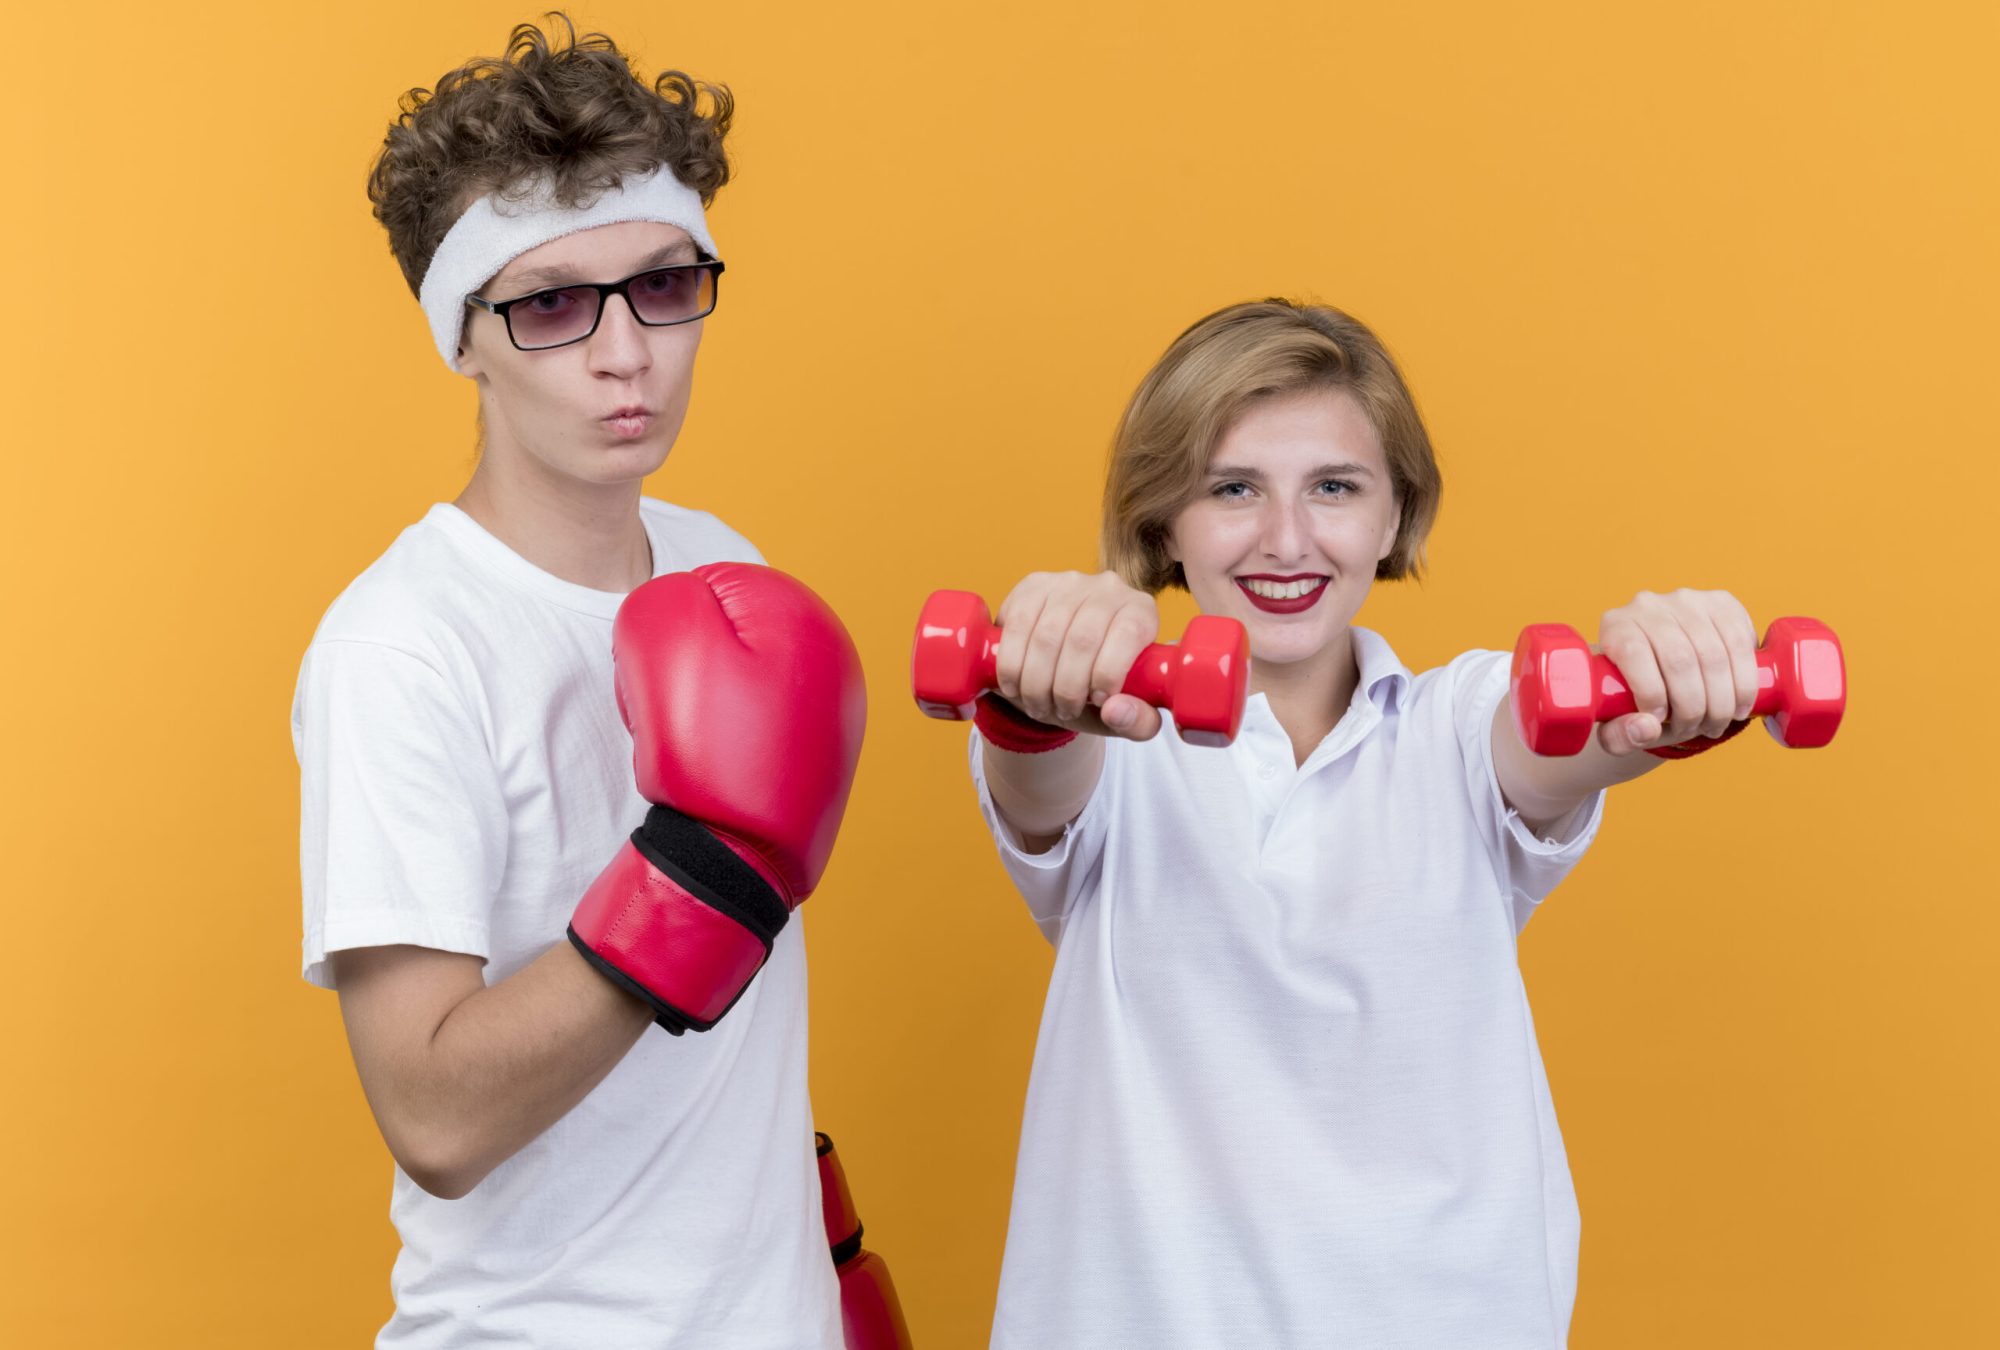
{"left": 971, "top": 628, "right": 1605, "bottom": 1350}
{"left": 292, "top": 500, "right": 842, "bottom": 1350}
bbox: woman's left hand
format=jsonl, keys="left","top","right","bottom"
{"left": 1594, "top": 588, "right": 1762, "bottom": 756}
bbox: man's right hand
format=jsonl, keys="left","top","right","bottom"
{"left": 992, "top": 570, "right": 1166, "bottom": 742}
{"left": 569, "top": 563, "right": 867, "bottom": 1033}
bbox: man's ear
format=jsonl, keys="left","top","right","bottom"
{"left": 455, "top": 303, "right": 498, "bottom": 380}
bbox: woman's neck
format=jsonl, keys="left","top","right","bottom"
{"left": 454, "top": 454, "right": 653, "bottom": 593}
{"left": 1252, "top": 627, "right": 1361, "bottom": 768}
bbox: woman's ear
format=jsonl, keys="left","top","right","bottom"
{"left": 1377, "top": 501, "right": 1400, "bottom": 564}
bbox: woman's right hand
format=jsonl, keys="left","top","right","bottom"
{"left": 993, "top": 570, "right": 1165, "bottom": 742}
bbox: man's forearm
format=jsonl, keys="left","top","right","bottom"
{"left": 337, "top": 940, "right": 653, "bottom": 1199}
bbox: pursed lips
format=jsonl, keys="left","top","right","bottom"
{"left": 604, "top": 406, "right": 656, "bottom": 439}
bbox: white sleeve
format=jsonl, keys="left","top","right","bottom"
{"left": 966, "top": 729, "right": 1117, "bottom": 946}
{"left": 292, "top": 639, "right": 510, "bottom": 988}
{"left": 1451, "top": 650, "right": 1604, "bottom": 931}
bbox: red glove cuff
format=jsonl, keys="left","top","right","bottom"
{"left": 974, "top": 694, "right": 1078, "bottom": 754}
{"left": 570, "top": 806, "right": 790, "bottom": 1034}
{"left": 1644, "top": 717, "right": 1751, "bottom": 760}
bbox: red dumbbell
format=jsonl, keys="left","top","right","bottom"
{"left": 1510, "top": 615, "right": 1846, "bottom": 756}
{"left": 912, "top": 589, "right": 1251, "bottom": 747}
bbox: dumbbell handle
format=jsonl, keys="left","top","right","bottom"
{"left": 940, "top": 630, "right": 1192, "bottom": 712}
{"left": 1554, "top": 643, "right": 1788, "bottom": 723}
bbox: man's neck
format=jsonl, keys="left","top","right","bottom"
{"left": 1253, "top": 628, "right": 1362, "bottom": 768}
{"left": 454, "top": 454, "right": 653, "bottom": 593}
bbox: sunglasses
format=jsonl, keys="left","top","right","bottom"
{"left": 465, "top": 258, "right": 725, "bottom": 352}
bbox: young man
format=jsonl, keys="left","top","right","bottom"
{"left": 292, "top": 19, "right": 857, "bottom": 1347}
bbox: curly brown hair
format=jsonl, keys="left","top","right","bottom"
{"left": 368, "top": 12, "right": 734, "bottom": 297}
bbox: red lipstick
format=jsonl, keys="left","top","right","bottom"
{"left": 1235, "top": 573, "right": 1329, "bottom": 614}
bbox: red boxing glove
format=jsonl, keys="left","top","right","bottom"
{"left": 818, "top": 1133, "right": 914, "bottom": 1350}
{"left": 570, "top": 564, "right": 867, "bottom": 1033}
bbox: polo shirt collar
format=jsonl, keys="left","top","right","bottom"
{"left": 1351, "top": 626, "right": 1414, "bottom": 714}
{"left": 1232, "top": 627, "right": 1416, "bottom": 776}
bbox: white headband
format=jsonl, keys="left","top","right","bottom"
{"left": 418, "top": 165, "right": 718, "bottom": 371}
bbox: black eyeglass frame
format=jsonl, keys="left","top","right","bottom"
{"left": 465, "top": 257, "right": 726, "bottom": 352}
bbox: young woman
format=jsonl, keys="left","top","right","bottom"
{"left": 968, "top": 300, "right": 1766, "bottom": 1348}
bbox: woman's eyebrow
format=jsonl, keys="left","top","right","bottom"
{"left": 1206, "top": 462, "right": 1374, "bottom": 479}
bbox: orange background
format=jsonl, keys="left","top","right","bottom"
{"left": 2, "top": 2, "right": 1994, "bottom": 1345}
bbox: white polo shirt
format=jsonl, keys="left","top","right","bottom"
{"left": 971, "top": 628, "right": 1604, "bottom": 1350}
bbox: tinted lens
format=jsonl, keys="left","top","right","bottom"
{"left": 628, "top": 266, "right": 716, "bottom": 325}
{"left": 507, "top": 286, "right": 601, "bottom": 349}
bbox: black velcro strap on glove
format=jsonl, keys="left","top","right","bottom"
{"left": 629, "top": 803, "right": 790, "bottom": 945}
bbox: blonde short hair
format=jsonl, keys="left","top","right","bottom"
{"left": 1101, "top": 299, "right": 1442, "bottom": 592}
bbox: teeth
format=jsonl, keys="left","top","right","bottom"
{"left": 1243, "top": 577, "right": 1326, "bottom": 600}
